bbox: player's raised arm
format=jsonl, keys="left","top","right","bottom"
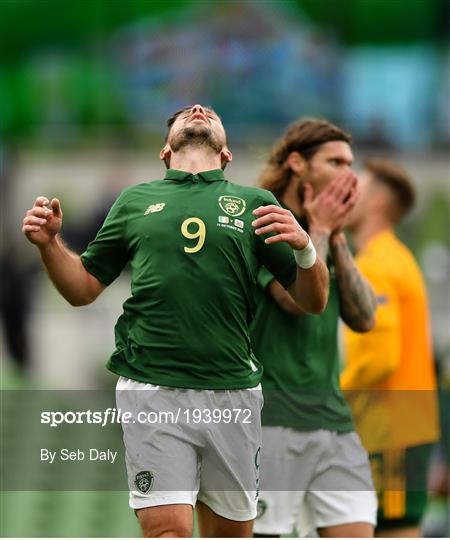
{"left": 252, "top": 204, "right": 329, "bottom": 314}
{"left": 302, "top": 173, "right": 376, "bottom": 332}
{"left": 22, "top": 196, "right": 105, "bottom": 306}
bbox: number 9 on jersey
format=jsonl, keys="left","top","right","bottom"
{"left": 181, "top": 217, "right": 206, "bottom": 253}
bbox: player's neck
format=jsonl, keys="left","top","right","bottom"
{"left": 281, "top": 177, "right": 302, "bottom": 216}
{"left": 351, "top": 219, "right": 393, "bottom": 252}
{"left": 169, "top": 147, "right": 222, "bottom": 175}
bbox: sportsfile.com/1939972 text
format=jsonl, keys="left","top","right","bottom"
{"left": 40, "top": 407, "right": 253, "bottom": 427}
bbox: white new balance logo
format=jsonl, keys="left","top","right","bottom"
{"left": 144, "top": 203, "right": 166, "bottom": 215}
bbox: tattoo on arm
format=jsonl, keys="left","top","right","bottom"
{"left": 330, "top": 235, "right": 376, "bottom": 332}
{"left": 309, "top": 228, "right": 330, "bottom": 263}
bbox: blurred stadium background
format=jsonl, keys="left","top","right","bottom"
{"left": 1, "top": 0, "right": 449, "bottom": 537}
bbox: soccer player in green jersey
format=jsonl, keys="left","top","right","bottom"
{"left": 22, "top": 105, "right": 328, "bottom": 538}
{"left": 250, "top": 118, "right": 378, "bottom": 538}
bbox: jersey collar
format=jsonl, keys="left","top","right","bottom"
{"left": 164, "top": 169, "right": 226, "bottom": 182}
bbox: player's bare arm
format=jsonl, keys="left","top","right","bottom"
{"left": 252, "top": 204, "right": 329, "bottom": 314}
{"left": 303, "top": 172, "right": 376, "bottom": 331}
{"left": 260, "top": 221, "right": 329, "bottom": 319}
{"left": 329, "top": 232, "right": 375, "bottom": 332}
{"left": 22, "top": 196, "right": 105, "bottom": 306}
{"left": 268, "top": 280, "right": 304, "bottom": 316}
{"left": 265, "top": 223, "right": 328, "bottom": 318}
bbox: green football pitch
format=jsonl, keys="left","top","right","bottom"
{"left": 0, "top": 491, "right": 141, "bottom": 537}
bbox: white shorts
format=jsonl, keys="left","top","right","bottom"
{"left": 116, "top": 376, "right": 263, "bottom": 521}
{"left": 254, "top": 427, "right": 377, "bottom": 536}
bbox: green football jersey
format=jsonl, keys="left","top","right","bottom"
{"left": 250, "top": 217, "right": 354, "bottom": 432}
{"left": 81, "top": 169, "right": 297, "bottom": 390}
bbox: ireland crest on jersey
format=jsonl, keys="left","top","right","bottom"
{"left": 135, "top": 471, "right": 154, "bottom": 493}
{"left": 218, "top": 196, "right": 246, "bottom": 217}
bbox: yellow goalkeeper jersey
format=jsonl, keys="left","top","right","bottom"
{"left": 341, "top": 230, "right": 439, "bottom": 452}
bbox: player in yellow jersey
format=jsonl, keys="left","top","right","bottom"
{"left": 341, "top": 157, "right": 440, "bottom": 537}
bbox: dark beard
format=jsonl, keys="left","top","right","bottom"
{"left": 170, "top": 126, "right": 223, "bottom": 153}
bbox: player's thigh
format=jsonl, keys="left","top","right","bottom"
{"left": 253, "top": 426, "right": 313, "bottom": 535}
{"left": 319, "top": 521, "right": 374, "bottom": 537}
{"left": 254, "top": 490, "right": 304, "bottom": 536}
{"left": 197, "top": 386, "right": 263, "bottom": 523}
{"left": 299, "top": 432, "right": 377, "bottom": 536}
{"left": 116, "top": 377, "right": 200, "bottom": 509}
{"left": 300, "top": 490, "right": 376, "bottom": 537}
{"left": 137, "top": 503, "right": 193, "bottom": 537}
{"left": 196, "top": 500, "right": 253, "bottom": 538}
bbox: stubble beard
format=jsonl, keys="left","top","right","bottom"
{"left": 170, "top": 125, "right": 223, "bottom": 154}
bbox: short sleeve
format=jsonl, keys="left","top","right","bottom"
{"left": 80, "top": 193, "right": 129, "bottom": 286}
{"left": 255, "top": 190, "right": 297, "bottom": 289}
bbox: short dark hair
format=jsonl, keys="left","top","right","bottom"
{"left": 260, "top": 118, "right": 352, "bottom": 198}
{"left": 365, "top": 157, "right": 416, "bottom": 221}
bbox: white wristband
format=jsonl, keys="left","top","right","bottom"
{"left": 293, "top": 236, "right": 317, "bottom": 269}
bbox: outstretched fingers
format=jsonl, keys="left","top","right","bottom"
{"left": 252, "top": 205, "right": 293, "bottom": 230}
{"left": 252, "top": 204, "right": 289, "bottom": 217}
{"left": 254, "top": 222, "right": 292, "bottom": 237}
{"left": 252, "top": 204, "right": 309, "bottom": 250}
{"left": 264, "top": 232, "right": 298, "bottom": 245}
